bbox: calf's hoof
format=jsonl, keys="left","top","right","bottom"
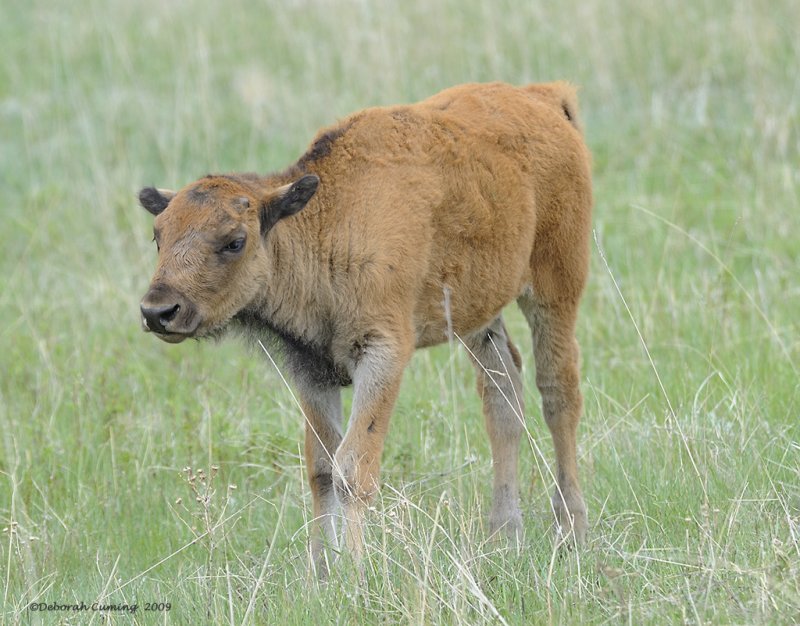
{"left": 553, "top": 491, "right": 588, "bottom": 547}
{"left": 489, "top": 508, "right": 523, "bottom": 543}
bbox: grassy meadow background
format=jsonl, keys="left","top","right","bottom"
{"left": 1, "top": 0, "right": 798, "bottom": 623}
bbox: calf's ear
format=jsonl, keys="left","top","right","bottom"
{"left": 139, "top": 187, "right": 176, "bottom": 216}
{"left": 260, "top": 174, "right": 319, "bottom": 236}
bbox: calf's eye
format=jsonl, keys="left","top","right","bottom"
{"left": 221, "top": 237, "right": 246, "bottom": 254}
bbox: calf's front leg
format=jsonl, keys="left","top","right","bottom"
{"left": 332, "top": 331, "right": 413, "bottom": 561}
{"left": 295, "top": 380, "right": 344, "bottom": 578}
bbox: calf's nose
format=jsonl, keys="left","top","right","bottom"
{"left": 140, "top": 302, "right": 180, "bottom": 334}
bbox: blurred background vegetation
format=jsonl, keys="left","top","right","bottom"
{"left": 1, "top": 0, "right": 798, "bottom": 623}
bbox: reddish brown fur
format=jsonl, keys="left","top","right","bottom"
{"left": 138, "top": 81, "right": 592, "bottom": 575}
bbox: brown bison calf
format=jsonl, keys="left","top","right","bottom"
{"left": 138, "top": 81, "right": 592, "bottom": 574}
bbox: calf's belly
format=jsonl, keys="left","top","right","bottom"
{"left": 412, "top": 270, "right": 529, "bottom": 348}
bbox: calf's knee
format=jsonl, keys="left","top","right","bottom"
{"left": 332, "top": 449, "right": 380, "bottom": 503}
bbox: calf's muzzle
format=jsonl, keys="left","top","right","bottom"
{"left": 140, "top": 284, "right": 199, "bottom": 343}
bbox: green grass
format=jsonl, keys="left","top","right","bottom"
{"left": 1, "top": 0, "right": 799, "bottom": 623}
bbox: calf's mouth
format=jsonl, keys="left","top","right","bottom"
{"left": 139, "top": 284, "right": 200, "bottom": 343}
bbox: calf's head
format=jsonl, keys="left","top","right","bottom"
{"left": 138, "top": 174, "right": 319, "bottom": 343}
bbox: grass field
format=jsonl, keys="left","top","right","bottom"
{"left": 1, "top": 0, "right": 798, "bottom": 623}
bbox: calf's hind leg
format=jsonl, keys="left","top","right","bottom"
{"left": 465, "top": 317, "right": 525, "bottom": 539}
{"left": 517, "top": 292, "right": 588, "bottom": 544}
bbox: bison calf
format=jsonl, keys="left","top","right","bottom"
{"left": 138, "top": 81, "right": 592, "bottom": 575}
